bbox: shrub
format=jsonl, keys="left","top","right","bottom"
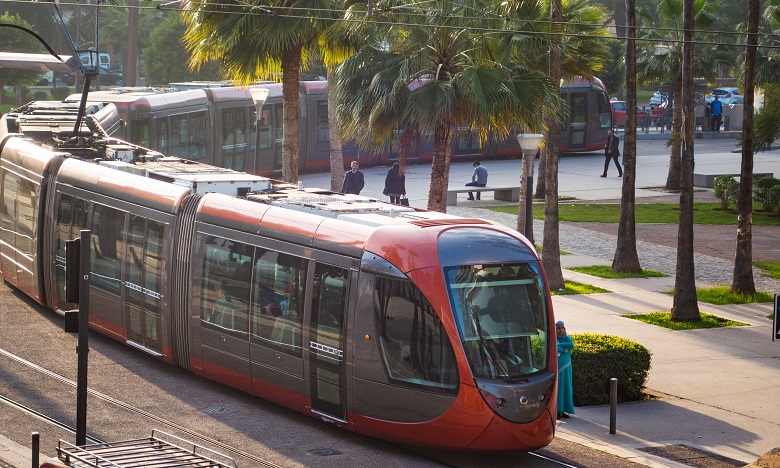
{"left": 570, "top": 333, "right": 651, "bottom": 406}
{"left": 33, "top": 90, "right": 48, "bottom": 100}
{"left": 713, "top": 175, "right": 739, "bottom": 210}
{"left": 50, "top": 87, "right": 72, "bottom": 101}
{"left": 765, "top": 184, "right": 780, "bottom": 215}
{"left": 754, "top": 176, "right": 780, "bottom": 208}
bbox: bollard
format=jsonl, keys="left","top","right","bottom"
{"left": 31, "top": 432, "right": 39, "bottom": 468}
{"left": 609, "top": 378, "right": 617, "bottom": 434}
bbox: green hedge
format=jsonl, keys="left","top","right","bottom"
{"left": 51, "top": 87, "right": 72, "bottom": 101}
{"left": 570, "top": 333, "right": 651, "bottom": 406}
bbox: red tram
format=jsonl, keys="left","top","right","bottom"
{"left": 0, "top": 101, "right": 558, "bottom": 451}
{"left": 69, "top": 77, "right": 611, "bottom": 177}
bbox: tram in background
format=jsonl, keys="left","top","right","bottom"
{"left": 0, "top": 100, "right": 559, "bottom": 451}
{"left": 70, "top": 77, "right": 611, "bottom": 177}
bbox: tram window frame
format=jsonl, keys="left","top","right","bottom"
{"left": 597, "top": 91, "right": 612, "bottom": 129}
{"left": 125, "top": 215, "right": 164, "bottom": 348}
{"left": 200, "top": 237, "right": 251, "bottom": 338}
{"left": 54, "top": 193, "right": 89, "bottom": 309}
{"left": 131, "top": 119, "right": 151, "bottom": 148}
{"left": 251, "top": 249, "right": 306, "bottom": 357}
{"left": 316, "top": 100, "right": 329, "bottom": 142}
{"left": 258, "top": 108, "right": 272, "bottom": 149}
{"left": 90, "top": 204, "right": 124, "bottom": 295}
{"left": 373, "top": 276, "right": 459, "bottom": 395}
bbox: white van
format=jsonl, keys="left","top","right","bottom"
{"left": 79, "top": 52, "right": 111, "bottom": 70}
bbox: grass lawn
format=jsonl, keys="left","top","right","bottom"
{"left": 754, "top": 260, "right": 780, "bottom": 279}
{"left": 623, "top": 311, "right": 748, "bottom": 330}
{"left": 550, "top": 281, "right": 610, "bottom": 295}
{"left": 487, "top": 202, "right": 780, "bottom": 226}
{"left": 695, "top": 286, "right": 774, "bottom": 304}
{"left": 566, "top": 265, "right": 667, "bottom": 278}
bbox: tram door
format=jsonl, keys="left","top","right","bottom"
{"left": 566, "top": 92, "right": 588, "bottom": 151}
{"left": 308, "top": 263, "right": 348, "bottom": 421}
{"left": 124, "top": 215, "right": 164, "bottom": 354}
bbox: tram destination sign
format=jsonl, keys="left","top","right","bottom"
{"left": 774, "top": 294, "right": 780, "bottom": 342}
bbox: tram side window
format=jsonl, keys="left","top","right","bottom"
{"left": 317, "top": 101, "right": 329, "bottom": 142}
{"left": 157, "top": 119, "right": 169, "bottom": 155}
{"left": 251, "top": 250, "right": 306, "bottom": 357}
{"left": 258, "top": 109, "right": 272, "bottom": 149}
{"left": 200, "top": 237, "right": 250, "bottom": 337}
{"left": 1, "top": 171, "right": 18, "bottom": 231}
{"left": 171, "top": 115, "right": 189, "bottom": 157}
{"left": 374, "top": 277, "right": 459, "bottom": 394}
{"left": 597, "top": 91, "right": 612, "bottom": 129}
{"left": 131, "top": 119, "right": 151, "bottom": 148}
{"left": 15, "top": 178, "right": 37, "bottom": 258}
{"left": 90, "top": 204, "right": 124, "bottom": 294}
{"left": 54, "top": 194, "right": 88, "bottom": 308}
{"left": 188, "top": 112, "right": 207, "bottom": 161}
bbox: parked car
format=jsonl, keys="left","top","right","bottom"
{"left": 705, "top": 87, "right": 742, "bottom": 105}
{"left": 649, "top": 90, "right": 668, "bottom": 107}
{"left": 89, "top": 68, "right": 123, "bottom": 87}
{"left": 610, "top": 100, "right": 650, "bottom": 127}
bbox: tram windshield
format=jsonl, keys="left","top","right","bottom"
{"left": 445, "top": 263, "right": 548, "bottom": 382}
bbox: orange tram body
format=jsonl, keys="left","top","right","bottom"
{"left": 0, "top": 100, "right": 558, "bottom": 452}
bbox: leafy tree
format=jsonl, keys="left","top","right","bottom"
{"left": 601, "top": 38, "right": 625, "bottom": 99}
{"left": 182, "top": 0, "right": 339, "bottom": 183}
{"left": 332, "top": 0, "right": 559, "bottom": 213}
{"left": 0, "top": 13, "right": 46, "bottom": 106}
{"left": 145, "top": 14, "right": 222, "bottom": 85}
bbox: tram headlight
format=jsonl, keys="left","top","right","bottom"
{"left": 479, "top": 388, "right": 507, "bottom": 411}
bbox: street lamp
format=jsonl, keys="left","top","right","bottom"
{"left": 516, "top": 134, "right": 544, "bottom": 241}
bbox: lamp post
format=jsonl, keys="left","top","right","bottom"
{"left": 516, "top": 134, "right": 544, "bottom": 242}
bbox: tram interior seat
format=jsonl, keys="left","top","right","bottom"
{"left": 272, "top": 316, "right": 299, "bottom": 347}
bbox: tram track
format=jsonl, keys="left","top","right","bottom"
{"left": 1, "top": 344, "right": 581, "bottom": 467}
{"left": 0, "top": 346, "right": 285, "bottom": 468}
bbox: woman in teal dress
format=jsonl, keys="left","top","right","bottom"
{"left": 556, "top": 320, "right": 575, "bottom": 418}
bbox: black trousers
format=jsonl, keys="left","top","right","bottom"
{"left": 603, "top": 153, "right": 622, "bottom": 176}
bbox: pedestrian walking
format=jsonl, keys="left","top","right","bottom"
{"left": 466, "top": 161, "right": 488, "bottom": 200}
{"left": 601, "top": 130, "right": 622, "bottom": 178}
{"left": 341, "top": 160, "right": 365, "bottom": 195}
{"left": 710, "top": 95, "right": 722, "bottom": 132}
{"left": 556, "top": 320, "right": 575, "bottom": 419}
{"left": 383, "top": 162, "right": 406, "bottom": 204}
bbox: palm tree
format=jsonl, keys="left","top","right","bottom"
{"left": 332, "top": 0, "right": 559, "bottom": 212}
{"left": 182, "top": 0, "right": 338, "bottom": 183}
{"left": 672, "top": 0, "right": 699, "bottom": 322}
{"left": 730, "top": 0, "right": 760, "bottom": 295}
{"left": 613, "top": 0, "right": 642, "bottom": 274}
{"left": 636, "top": 0, "right": 720, "bottom": 191}
{"left": 520, "top": 0, "right": 610, "bottom": 199}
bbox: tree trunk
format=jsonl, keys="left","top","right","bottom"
{"left": 542, "top": 0, "right": 565, "bottom": 291}
{"left": 281, "top": 44, "right": 302, "bottom": 184}
{"left": 664, "top": 79, "right": 683, "bottom": 191}
{"left": 614, "top": 0, "right": 642, "bottom": 273}
{"left": 326, "top": 69, "right": 345, "bottom": 192}
{"left": 126, "top": 0, "right": 139, "bottom": 87}
{"left": 731, "top": 0, "right": 759, "bottom": 294}
{"left": 427, "top": 121, "right": 453, "bottom": 213}
{"left": 672, "top": 0, "right": 700, "bottom": 321}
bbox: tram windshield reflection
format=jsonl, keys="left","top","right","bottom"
{"left": 445, "top": 263, "right": 548, "bottom": 382}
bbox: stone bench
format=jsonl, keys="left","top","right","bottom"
{"left": 446, "top": 186, "right": 521, "bottom": 206}
{"left": 693, "top": 172, "right": 773, "bottom": 188}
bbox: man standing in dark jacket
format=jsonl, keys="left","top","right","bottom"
{"left": 341, "top": 161, "right": 365, "bottom": 195}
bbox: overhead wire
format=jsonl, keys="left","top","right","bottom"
{"left": 2, "top": 0, "right": 774, "bottom": 49}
